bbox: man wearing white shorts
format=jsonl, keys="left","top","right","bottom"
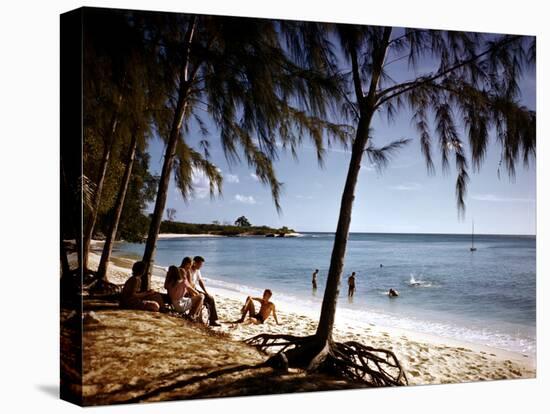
{"left": 165, "top": 264, "right": 203, "bottom": 320}
{"left": 173, "top": 296, "right": 193, "bottom": 313}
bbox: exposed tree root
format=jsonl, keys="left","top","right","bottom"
{"left": 85, "top": 277, "right": 121, "bottom": 297}
{"left": 245, "top": 334, "right": 407, "bottom": 387}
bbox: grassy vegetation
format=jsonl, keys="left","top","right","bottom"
{"left": 159, "top": 220, "right": 295, "bottom": 237}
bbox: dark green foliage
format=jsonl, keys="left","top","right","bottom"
{"left": 96, "top": 149, "right": 158, "bottom": 243}
{"left": 234, "top": 216, "right": 251, "bottom": 227}
{"left": 374, "top": 32, "right": 535, "bottom": 214}
{"left": 144, "top": 14, "right": 353, "bottom": 210}
{"left": 136, "top": 13, "right": 354, "bottom": 287}
{"left": 83, "top": 8, "right": 161, "bottom": 249}
{"left": 159, "top": 220, "right": 294, "bottom": 236}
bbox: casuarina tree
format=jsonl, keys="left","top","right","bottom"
{"left": 246, "top": 26, "right": 535, "bottom": 387}
{"left": 139, "top": 14, "right": 350, "bottom": 290}
{"left": 81, "top": 9, "right": 138, "bottom": 273}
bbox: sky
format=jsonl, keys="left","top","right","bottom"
{"left": 145, "top": 29, "right": 536, "bottom": 236}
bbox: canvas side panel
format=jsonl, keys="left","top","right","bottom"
{"left": 60, "top": 7, "right": 84, "bottom": 407}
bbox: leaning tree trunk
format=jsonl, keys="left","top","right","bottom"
{"left": 246, "top": 109, "right": 407, "bottom": 386}
{"left": 82, "top": 94, "right": 123, "bottom": 273}
{"left": 246, "top": 29, "right": 407, "bottom": 386}
{"left": 95, "top": 130, "right": 138, "bottom": 287}
{"left": 141, "top": 17, "right": 197, "bottom": 291}
{"left": 246, "top": 108, "right": 408, "bottom": 386}
{"left": 315, "top": 113, "right": 371, "bottom": 343}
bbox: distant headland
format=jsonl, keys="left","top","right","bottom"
{"left": 158, "top": 217, "right": 301, "bottom": 238}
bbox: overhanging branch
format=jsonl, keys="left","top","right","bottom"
{"left": 375, "top": 35, "right": 521, "bottom": 109}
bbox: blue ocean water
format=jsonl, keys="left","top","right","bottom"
{"left": 112, "top": 232, "right": 536, "bottom": 355}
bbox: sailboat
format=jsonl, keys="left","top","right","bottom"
{"left": 470, "top": 220, "right": 477, "bottom": 252}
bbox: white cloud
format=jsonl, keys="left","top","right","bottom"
{"left": 471, "top": 193, "right": 535, "bottom": 203}
{"left": 250, "top": 173, "right": 259, "bottom": 181}
{"left": 235, "top": 194, "right": 257, "bottom": 204}
{"left": 361, "top": 162, "right": 377, "bottom": 172}
{"left": 225, "top": 174, "right": 240, "bottom": 184}
{"left": 191, "top": 169, "right": 211, "bottom": 199}
{"left": 389, "top": 182, "right": 422, "bottom": 191}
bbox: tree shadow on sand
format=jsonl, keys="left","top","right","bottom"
{"left": 103, "top": 362, "right": 366, "bottom": 405}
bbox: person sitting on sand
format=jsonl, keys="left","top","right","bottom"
{"left": 348, "top": 272, "right": 356, "bottom": 297}
{"left": 235, "top": 289, "right": 280, "bottom": 325}
{"left": 120, "top": 261, "right": 164, "bottom": 312}
{"left": 388, "top": 288, "right": 399, "bottom": 297}
{"left": 188, "top": 256, "right": 221, "bottom": 327}
{"left": 312, "top": 269, "right": 319, "bottom": 289}
{"left": 165, "top": 260, "right": 204, "bottom": 320}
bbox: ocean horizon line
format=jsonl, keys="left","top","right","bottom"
{"left": 295, "top": 230, "right": 536, "bottom": 237}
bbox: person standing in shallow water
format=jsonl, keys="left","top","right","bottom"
{"left": 312, "top": 269, "right": 319, "bottom": 290}
{"left": 348, "top": 272, "right": 356, "bottom": 297}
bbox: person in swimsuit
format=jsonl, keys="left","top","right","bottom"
{"left": 312, "top": 269, "right": 319, "bottom": 290}
{"left": 235, "top": 289, "right": 280, "bottom": 325}
{"left": 165, "top": 259, "right": 203, "bottom": 319}
{"left": 348, "top": 272, "right": 356, "bottom": 297}
{"left": 388, "top": 288, "right": 399, "bottom": 297}
{"left": 120, "top": 261, "right": 163, "bottom": 312}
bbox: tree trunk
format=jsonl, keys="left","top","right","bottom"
{"left": 245, "top": 29, "right": 408, "bottom": 386}
{"left": 315, "top": 27, "right": 392, "bottom": 343}
{"left": 82, "top": 94, "right": 123, "bottom": 272}
{"left": 315, "top": 112, "right": 372, "bottom": 342}
{"left": 141, "top": 17, "right": 197, "bottom": 290}
{"left": 97, "top": 130, "right": 138, "bottom": 281}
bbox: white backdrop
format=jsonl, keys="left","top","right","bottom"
{"left": 0, "top": 0, "right": 547, "bottom": 412}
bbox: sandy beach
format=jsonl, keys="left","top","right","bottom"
{"left": 85, "top": 252, "right": 536, "bottom": 388}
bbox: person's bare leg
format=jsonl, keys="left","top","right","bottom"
{"left": 238, "top": 296, "right": 255, "bottom": 322}
{"left": 143, "top": 292, "right": 164, "bottom": 308}
{"left": 190, "top": 295, "right": 204, "bottom": 319}
{"left": 245, "top": 297, "right": 256, "bottom": 318}
{"left": 140, "top": 300, "right": 160, "bottom": 312}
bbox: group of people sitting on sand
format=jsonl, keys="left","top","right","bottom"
{"left": 120, "top": 256, "right": 280, "bottom": 326}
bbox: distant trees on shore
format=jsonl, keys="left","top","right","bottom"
{"left": 234, "top": 216, "right": 251, "bottom": 227}
{"left": 159, "top": 219, "right": 293, "bottom": 236}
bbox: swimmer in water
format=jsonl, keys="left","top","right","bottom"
{"left": 388, "top": 288, "right": 399, "bottom": 297}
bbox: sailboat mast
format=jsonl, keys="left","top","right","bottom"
{"left": 471, "top": 220, "right": 474, "bottom": 248}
